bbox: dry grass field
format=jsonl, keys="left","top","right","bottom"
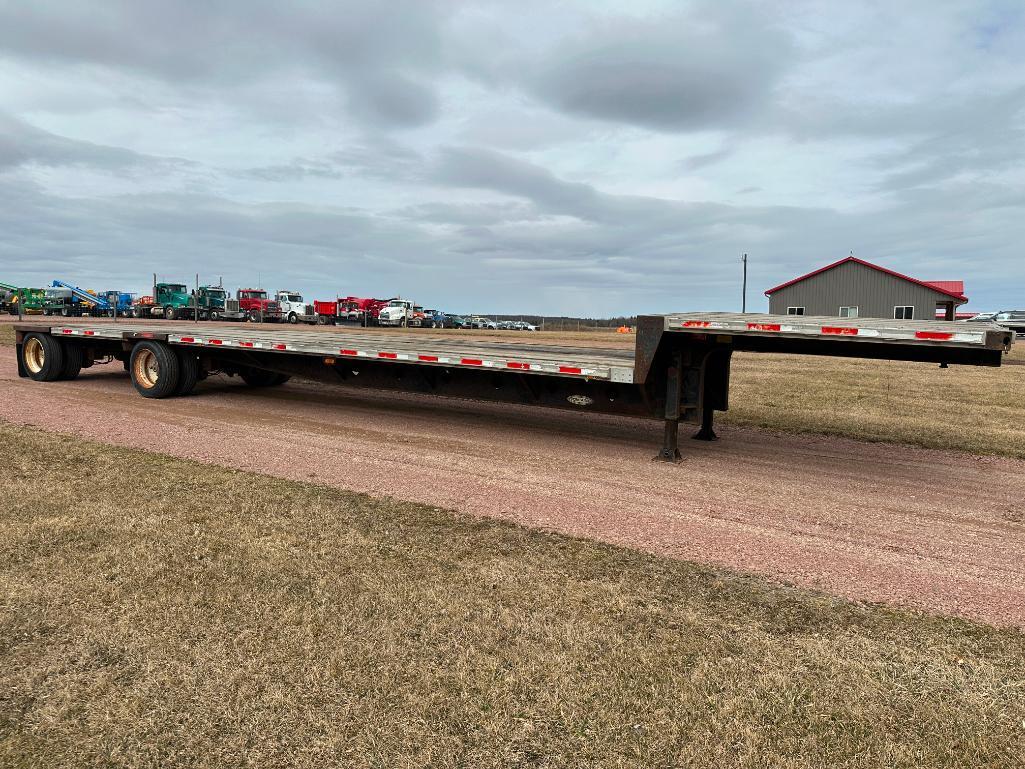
{"left": 725, "top": 347, "right": 1025, "bottom": 458}
{"left": 1, "top": 422, "right": 1024, "bottom": 768}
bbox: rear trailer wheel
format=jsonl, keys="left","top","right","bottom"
{"left": 59, "top": 343, "right": 84, "bottom": 380}
{"left": 130, "top": 341, "right": 181, "bottom": 398}
{"left": 21, "top": 333, "right": 65, "bottom": 382}
{"left": 175, "top": 350, "right": 200, "bottom": 395}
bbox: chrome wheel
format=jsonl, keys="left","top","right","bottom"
{"left": 133, "top": 347, "right": 159, "bottom": 389}
{"left": 24, "top": 337, "right": 45, "bottom": 374}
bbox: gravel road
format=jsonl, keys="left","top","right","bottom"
{"left": 2, "top": 347, "right": 1024, "bottom": 628}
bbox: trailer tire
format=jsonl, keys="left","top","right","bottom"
{"left": 21, "top": 333, "right": 66, "bottom": 382}
{"left": 175, "top": 350, "right": 200, "bottom": 396}
{"left": 130, "top": 341, "right": 180, "bottom": 398}
{"left": 59, "top": 343, "right": 84, "bottom": 380}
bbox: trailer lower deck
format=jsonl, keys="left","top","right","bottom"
{"left": 13, "top": 313, "right": 1013, "bottom": 460}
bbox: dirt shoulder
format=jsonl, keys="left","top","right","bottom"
{"left": 2, "top": 353, "right": 1024, "bottom": 628}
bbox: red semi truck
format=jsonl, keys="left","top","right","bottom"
{"left": 236, "top": 289, "right": 282, "bottom": 323}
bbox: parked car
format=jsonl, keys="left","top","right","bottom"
{"left": 964, "top": 312, "right": 998, "bottom": 322}
{"left": 469, "top": 316, "right": 497, "bottom": 330}
{"left": 511, "top": 321, "right": 538, "bottom": 331}
{"left": 445, "top": 314, "right": 469, "bottom": 329}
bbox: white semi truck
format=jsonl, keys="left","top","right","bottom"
{"left": 274, "top": 291, "right": 317, "bottom": 325}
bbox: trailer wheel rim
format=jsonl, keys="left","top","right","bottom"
{"left": 24, "top": 337, "right": 45, "bottom": 374}
{"left": 133, "top": 348, "right": 160, "bottom": 389}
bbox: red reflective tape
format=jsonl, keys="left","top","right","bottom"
{"left": 239, "top": 341, "right": 254, "bottom": 348}
{"left": 180, "top": 336, "right": 195, "bottom": 343}
{"left": 915, "top": 331, "right": 953, "bottom": 341}
{"left": 140, "top": 332, "right": 154, "bottom": 338}
{"left": 461, "top": 358, "right": 483, "bottom": 366}
{"left": 559, "top": 366, "right": 583, "bottom": 375}
{"left": 272, "top": 344, "right": 287, "bottom": 351}
{"left": 418, "top": 354, "right": 439, "bottom": 362}
{"left": 339, "top": 349, "right": 358, "bottom": 356}
{"left": 378, "top": 352, "right": 397, "bottom": 359}
{"left": 84, "top": 330, "right": 95, "bottom": 336}
{"left": 208, "top": 339, "right": 223, "bottom": 345}
{"left": 821, "top": 326, "right": 858, "bottom": 336}
{"left": 747, "top": 323, "right": 781, "bottom": 332}
{"left": 61, "top": 329, "right": 73, "bottom": 334}
{"left": 682, "top": 320, "right": 711, "bottom": 328}
{"left": 506, "top": 361, "right": 530, "bottom": 370}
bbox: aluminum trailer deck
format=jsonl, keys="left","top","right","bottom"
{"left": 14, "top": 312, "right": 1014, "bottom": 460}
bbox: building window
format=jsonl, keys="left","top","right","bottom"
{"left": 787, "top": 306, "right": 805, "bottom": 316}
{"left": 894, "top": 306, "right": 914, "bottom": 320}
{"left": 839, "top": 306, "right": 859, "bottom": 318}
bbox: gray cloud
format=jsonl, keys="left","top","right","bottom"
{"left": 527, "top": 5, "right": 792, "bottom": 132}
{"left": 0, "top": 112, "right": 187, "bottom": 172}
{"left": 0, "top": 0, "right": 452, "bottom": 129}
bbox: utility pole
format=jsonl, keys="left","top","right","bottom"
{"left": 741, "top": 253, "right": 748, "bottom": 313}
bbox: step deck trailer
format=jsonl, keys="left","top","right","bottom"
{"left": 13, "top": 312, "right": 1014, "bottom": 460}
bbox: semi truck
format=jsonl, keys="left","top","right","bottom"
{"left": 378, "top": 298, "right": 416, "bottom": 327}
{"left": 274, "top": 291, "right": 316, "bottom": 324}
{"left": 10, "top": 312, "right": 1015, "bottom": 460}
{"left": 314, "top": 297, "right": 387, "bottom": 326}
{"left": 237, "top": 289, "right": 281, "bottom": 323}
{"left": 134, "top": 282, "right": 194, "bottom": 320}
{"left": 191, "top": 285, "right": 247, "bottom": 322}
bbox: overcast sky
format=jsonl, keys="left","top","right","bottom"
{"left": 1, "top": 0, "right": 1023, "bottom": 315}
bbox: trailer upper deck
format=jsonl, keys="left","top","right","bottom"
{"left": 22, "top": 310, "right": 1013, "bottom": 387}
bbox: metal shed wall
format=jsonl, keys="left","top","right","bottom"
{"left": 767, "top": 260, "right": 955, "bottom": 319}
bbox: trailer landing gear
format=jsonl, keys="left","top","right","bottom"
{"left": 655, "top": 419, "right": 682, "bottom": 463}
{"left": 692, "top": 406, "right": 718, "bottom": 441}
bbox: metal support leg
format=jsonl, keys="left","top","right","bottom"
{"left": 654, "top": 354, "right": 683, "bottom": 462}
{"left": 692, "top": 405, "right": 718, "bottom": 441}
{"left": 656, "top": 419, "right": 681, "bottom": 462}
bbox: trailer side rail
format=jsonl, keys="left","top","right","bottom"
{"left": 45, "top": 324, "right": 637, "bottom": 383}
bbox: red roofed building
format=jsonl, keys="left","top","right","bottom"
{"left": 764, "top": 256, "right": 968, "bottom": 321}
